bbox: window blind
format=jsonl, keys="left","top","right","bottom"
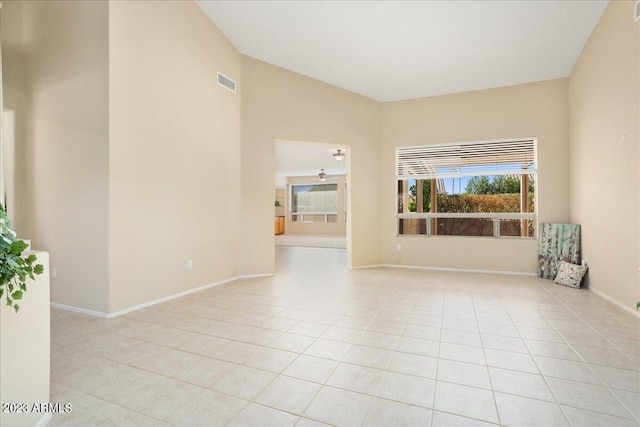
{"left": 396, "top": 138, "right": 536, "bottom": 180}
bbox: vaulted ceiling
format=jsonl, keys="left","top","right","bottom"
{"left": 196, "top": 0, "right": 608, "bottom": 102}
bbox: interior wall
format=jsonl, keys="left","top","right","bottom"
{"left": 20, "top": 0, "right": 110, "bottom": 312}
{"left": 569, "top": 1, "right": 639, "bottom": 312}
{"left": 240, "top": 56, "right": 381, "bottom": 272}
{"left": 1, "top": 0, "right": 25, "bottom": 234}
{"left": 380, "top": 79, "right": 570, "bottom": 274}
{"left": 285, "top": 174, "right": 347, "bottom": 236}
{"left": 108, "top": 1, "right": 242, "bottom": 312}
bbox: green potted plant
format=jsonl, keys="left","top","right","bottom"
{"left": 0, "top": 204, "right": 43, "bottom": 313}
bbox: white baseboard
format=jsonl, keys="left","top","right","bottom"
{"left": 238, "top": 273, "right": 276, "bottom": 279}
{"left": 35, "top": 413, "right": 52, "bottom": 427}
{"left": 51, "top": 273, "right": 272, "bottom": 319}
{"left": 381, "top": 264, "right": 538, "bottom": 277}
{"left": 50, "top": 302, "right": 109, "bottom": 319}
{"left": 348, "top": 264, "right": 383, "bottom": 270}
{"left": 588, "top": 286, "right": 640, "bottom": 319}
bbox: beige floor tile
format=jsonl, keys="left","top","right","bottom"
{"left": 611, "top": 388, "right": 640, "bottom": 421}
{"left": 366, "top": 319, "right": 405, "bottom": 335}
{"left": 303, "top": 386, "right": 373, "bottom": 426}
{"left": 254, "top": 375, "right": 322, "bottom": 415}
{"left": 261, "top": 317, "right": 300, "bottom": 331}
{"left": 166, "top": 389, "right": 248, "bottom": 425}
{"left": 304, "top": 339, "right": 352, "bottom": 361}
{"left": 175, "top": 333, "right": 231, "bottom": 357}
{"left": 228, "top": 403, "right": 299, "bottom": 427}
{"left": 442, "top": 317, "right": 479, "bottom": 333}
{"left": 52, "top": 395, "right": 167, "bottom": 427}
{"left": 211, "top": 365, "right": 277, "bottom": 400}
{"left": 546, "top": 377, "right": 633, "bottom": 419}
{"left": 170, "top": 356, "right": 236, "bottom": 387}
{"left": 288, "top": 321, "right": 331, "bottom": 337}
{"left": 495, "top": 392, "right": 569, "bottom": 426}
{"left": 516, "top": 325, "right": 565, "bottom": 343}
{"left": 440, "top": 328, "right": 482, "bottom": 346}
{"left": 524, "top": 339, "right": 581, "bottom": 361}
{"left": 431, "top": 410, "right": 498, "bottom": 426}
{"left": 343, "top": 345, "right": 393, "bottom": 369}
{"left": 433, "top": 381, "right": 499, "bottom": 423}
{"left": 321, "top": 326, "right": 364, "bottom": 343}
{"left": 561, "top": 406, "right": 640, "bottom": 427}
{"left": 589, "top": 364, "right": 640, "bottom": 393}
{"left": 364, "top": 397, "right": 432, "bottom": 426}
{"left": 49, "top": 246, "right": 640, "bottom": 426}
{"left": 243, "top": 346, "right": 299, "bottom": 373}
{"left": 283, "top": 354, "right": 339, "bottom": 384}
{"left": 387, "top": 351, "right": 438, "bottom": 379}
{"left": 396, "top": 336, "right": 439, "bottom": 357}
{"left": 119, "top": 377, "right": 206, "bottom": 421}
{"left": 489, "top": 367, "right": 555, "bottom": 402}
{"left": 377, "top": 371, "right": 436, "bottom": 407}
{"left": 295, "top": 417, "right": 334, "bottom": 427}
{"left": 484, "top": 348, "right": 539, "bottom": 374}
{"left": 403, "top": 324, "right": 441, "bottom": 341}
{"left": 439, "top": 342, "right": 486, "bottom": 365}
{"left": 269, "top": 332, "right": 316, "bottom": 353}
{"left": 357, "top": 331, "right": 400, "bottom": 350}
{"left": 327, "top": 363, "right": 385, "bottom": 395}
{"left": 481, "top": 334, "right": 528, "bottom": 353}
{"left": 437, "top": 359, "right": 491, "bottom": 389}
{"left": 91, "top": 367, "right": 165, "bottom": 406}
{"left": 478, "top": 321, "right": 519, "bottom": 338}
{"left": 534, "top": 355, "right": 603, "bottom": 385}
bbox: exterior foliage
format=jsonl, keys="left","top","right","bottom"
{"left": 438, "top": 193, "right": 535, "bottom": 213}
{"left": 465, "top": 175, "right": 534, "bottom": 195}
{"left": 0, "top": 204, "right": 44, "bottom": 313}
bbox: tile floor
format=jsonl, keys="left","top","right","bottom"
{"left": 50, "top": 246, "right": 640, "bottom": 426}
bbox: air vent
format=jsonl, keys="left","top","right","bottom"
{"left": 636, "top": 0, "right": 640, "bottom": 22}
{"left": 217, "top": 72, "right": 236, "bottom": 93}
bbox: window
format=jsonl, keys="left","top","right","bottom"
{"left": 291, "top": 183, "right": 338, "bottom": 222}
{"left": 396, "top": 138, "right": 536, "bottom": 238}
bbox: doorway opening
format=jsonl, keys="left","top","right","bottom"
{"left": 274, "top": 140, "right": 350, "bottom": 252}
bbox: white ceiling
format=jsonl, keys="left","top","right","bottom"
{"left": 197, "top": 1, "right": 607, "bottom": 178}
{"left": 276, "top": 141, "right": 347, "bottom": 179}
{"left": 196, "top": 0, "right": 608, "bottom": 102}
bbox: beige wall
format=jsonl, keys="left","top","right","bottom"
{"left": 1, "top": 0, "right": 25, "bottom": 233}
{"left": 108, "top": 1, "right": 242, "bottom": 312}
{"left": 240, "top": 56, "right": 381, "bottom": 271}
{"left": 380, "top": 79, "right": 570, "bottom": 274}
{"left": 569, "top": 1, "right": 639, "bottom": 311}
{"left": 11, "top": 0, "right": 110, "bottom": 312}
{"left": 285, "top": 174, "right": 347, "bottom": 236}
{"left": 0, "top": 252, "right": 50, "bottom": 427}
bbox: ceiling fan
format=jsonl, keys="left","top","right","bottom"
{"left": 318, "top": 168, "right": 338, "bottom": 182}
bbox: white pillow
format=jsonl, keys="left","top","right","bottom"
{"left": 554, "top": 261, "right": 588, "bottom": 288}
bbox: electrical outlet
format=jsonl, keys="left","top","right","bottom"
{"left": 52, "top": 267, "right": 57, "bottom": 279}
{"left": 187, "top": 260, "right": 193, "bottom": 270}
{"left": 396, "top": 244, "right": 402, "bottom": 251}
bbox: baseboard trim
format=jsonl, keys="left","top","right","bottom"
{"left": 238, "top": 273, "right": 276, "bottom": 279}
{"left": 50, "top": 302, "right": 109, "bottom": 319}
{"left": 381, "top": 264, "right": 538, "bottom": 277}
{"left": 35, "top": 413, "right": 52, "bottom": 427}
{"left": 588, "top": 286, "right": 640, "bottom": 319}
{"left": 348, "top": 264, "right": 383, "bottom": 270}
{"left": 50, "top": 273, "right": 272, "bottom": 319}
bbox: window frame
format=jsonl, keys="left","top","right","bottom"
{"left": 395, "top": 137, "right": 538, "bottom": 239}
{"left": 290, "top": 182, "right": 339, "bottom": 223}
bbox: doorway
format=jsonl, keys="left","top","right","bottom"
{"left": 274, "top": 140, "right": 350, "bottom": 251}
